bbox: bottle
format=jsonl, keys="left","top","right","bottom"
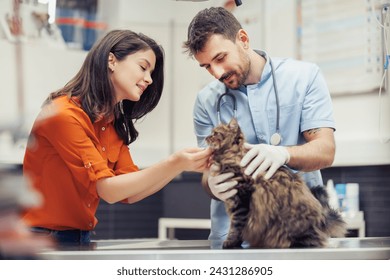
{"left": 335, "top": 183, "right": 346, "bottom": 212}
{"left": 326, "top": 179, "right": 339, "bottom": 210}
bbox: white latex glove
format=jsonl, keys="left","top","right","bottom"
{"left": 208, "top": 164, "right": 238, "bottom": 201}
{"left": 240, "top": 143, "right": 290, "bottom": 180}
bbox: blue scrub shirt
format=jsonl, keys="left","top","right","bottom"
{"left": 193, "top": 52, "right": 336, "bottom": 243}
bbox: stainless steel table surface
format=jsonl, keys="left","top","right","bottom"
{"left": 39, "top": 237, "right": 390, "bottom": 260}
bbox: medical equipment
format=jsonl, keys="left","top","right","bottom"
{"left": 216, "top": 51, "right": 282, "bottom": 146}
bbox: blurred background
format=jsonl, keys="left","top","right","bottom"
{"left": 0, "top": 0, "right": 389, "bottom": 251}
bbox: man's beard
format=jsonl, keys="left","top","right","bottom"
{"left": 220, "top": 55, "right": 251, "bottom": 90}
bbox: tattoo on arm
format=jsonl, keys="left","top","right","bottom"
{"left": 306, "top": 128, "right": 321, "bottom": 135}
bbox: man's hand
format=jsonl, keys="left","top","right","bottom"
{"left": 207, "top": 164, "right": 238, "bottom": 201}
{"left": 240, "top": 143, "right": 290, "bottom": 180}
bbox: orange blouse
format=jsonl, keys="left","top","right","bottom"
{"left": 22, "top": 95, "right": 139, "bottom": 231}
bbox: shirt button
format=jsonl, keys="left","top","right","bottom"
{"left": 102, "top": 147, "right": 106, "bottom": 152}
{"left": 89, "top": 223, "right": 93, "bottom": 227}
{"left": 101, "top": 126, "right": 106, "bottom": 131}
{"left": 87, "top": 203, "right": 91, "bottom": 208}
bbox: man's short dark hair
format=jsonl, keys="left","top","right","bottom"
{"left": 183, "top": 7, "right": 242, "bottom": 57}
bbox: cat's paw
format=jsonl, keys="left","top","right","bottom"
{"left": 222, "top": 240, "right": 243, "bottom": 249}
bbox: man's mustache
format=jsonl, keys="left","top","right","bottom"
{"left": 219, "top": 71, "right": 235, "bottom": 82}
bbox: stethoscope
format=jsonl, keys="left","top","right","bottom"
{"left": 216, "top": 50, "right": 282, "bottom": 146}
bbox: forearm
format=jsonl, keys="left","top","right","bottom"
{"left": 285, "top": 138, "right": 335, "bottom": 171}
{"left": 96, "top": 155, "right": 183, "bottom": 204}
{"left": 126, "top": 173, "right": 174, "bottom": 204}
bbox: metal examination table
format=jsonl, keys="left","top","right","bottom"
{"left": 40, "top": 237, "right": 390, "bottom": 260}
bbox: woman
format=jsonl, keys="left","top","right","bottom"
{"left": 22, "top": 30, "right": 211, "bottom": 246}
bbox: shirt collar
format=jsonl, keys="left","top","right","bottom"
{"left": 255, "top": 49, "right": 272, "bottom": 86}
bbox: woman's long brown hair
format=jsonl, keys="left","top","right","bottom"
{"left": 45, "top": 29, "right": 164, "bottom": 145}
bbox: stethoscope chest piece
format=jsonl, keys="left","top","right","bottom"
{"left": 270, "top": 132, "right": 282, "bottom": 146}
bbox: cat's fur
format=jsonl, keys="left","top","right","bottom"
{"left": 203, "top": 118, "right": 346, "bottom": 249}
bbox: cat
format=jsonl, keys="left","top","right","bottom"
{"left": 203, "top": 118, "right": 347, "bottom": 249}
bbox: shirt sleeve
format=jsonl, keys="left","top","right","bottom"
{"left": 300, "top": 66, "right": 336, "bottom": 132}
{"left": 193, "top": 95, "right": 214, "bottom": 148}
{"left": 114, "top": 144, "right": 139, "bottom": 175}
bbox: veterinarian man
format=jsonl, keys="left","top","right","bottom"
{"left": 183, "top": 7, "right": 336, "bottom": 246}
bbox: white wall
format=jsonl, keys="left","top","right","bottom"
{"left": 263, "top": 0, "right": 297, "bottom": 58}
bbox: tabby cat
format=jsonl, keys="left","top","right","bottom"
{"left": 204, "top": 118, "right": 346, "bottom": 249}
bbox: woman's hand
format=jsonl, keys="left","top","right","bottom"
{"left": 170, "top": 147, "right": 212, "bottom": 173}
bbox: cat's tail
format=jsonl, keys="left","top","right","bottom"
{"left": 310, "top": 186, "right": 347, "bottom": 238}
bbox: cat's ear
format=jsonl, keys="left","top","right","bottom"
{"left": 229, "top": 118, "right": 239, "bottom": 129}
{"left": 230, "top": 118, "right": 244, "bottom": 145}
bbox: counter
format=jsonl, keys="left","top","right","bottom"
{"left": 40, "top": 237, "right": 390, "bottom": 260}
